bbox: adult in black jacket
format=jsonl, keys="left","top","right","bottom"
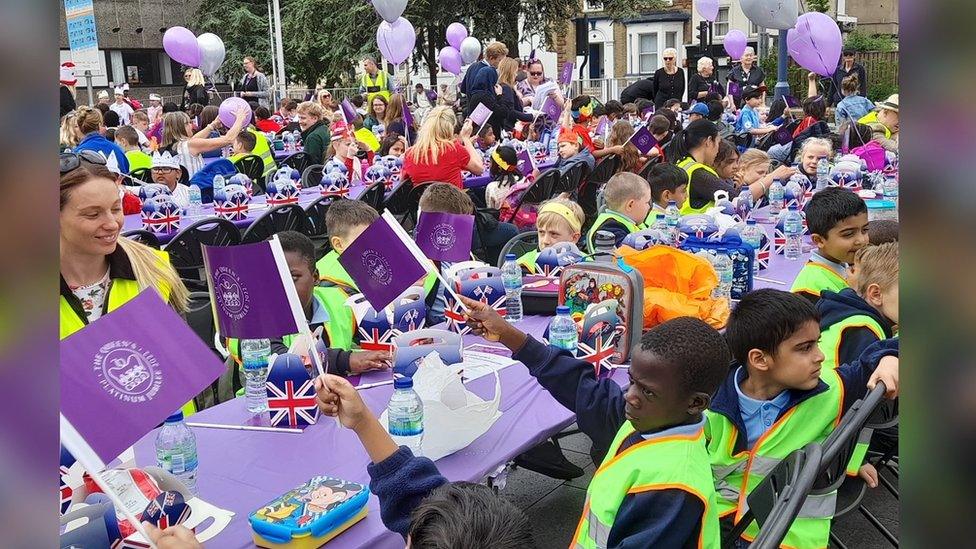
{"left": 620, "top": 78, "right": 655, "bottom": 105}
{"left": 491, "top": 58, "right": 534, "bottom": 134}
{"left": 650, "top": 48, "right": 685, "bottom": 109}
{"left": 180, "top": 68, "right": 210, "bottom": 110}
{"left": 687, "top": 57, "right": 724, "bottom": 102}
{"left": 830, "top": 50, "right": 868, "bottom": 105}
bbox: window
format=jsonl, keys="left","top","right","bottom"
{"left": 120, "top": 50, "right": 157, "bottom": 85}
{"left": 666, "top": 31, "right": 677, "bottom": 50}
{"left": 750, "top": 21, "right": 761, "bottom": 36}
{"left": 715, "top": 7, "right": 730, "bottom": 37}
{"left": 583, "top": 0, "right": 603, "bottom": 12}
{"left": 638, "top": 33, "right": 658, "bottom": 74}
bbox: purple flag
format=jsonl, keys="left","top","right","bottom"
{"left": 402, "top": 100, "right": 414, "bottom": 128}
{"left": 340, "top": 98, "right": 357, "bottom": 124}
{"left": 415, "top": 211, "right": 474, "bottom": 262}
{"left": 540, "top": 96, "right": 561, "bottom": 122}
{"left": 203, "top": 239, "right": 303, "bottom": 339}
{"left": 641, "top": 103, "right": 655, "bottom": 120}
{"left": 339, "top": 213, "right": 429, "bottom": 311}
{"left": 728, "top": 81, "right": 742, "bottom": 98}
{"left": 594, "top": 116, "right": 609, "bottom": 137}
{"left": 558, "top": 61, "right": 574, "bottom": 86}
{"left": 60, "top": 290, "right": 227, "bottom": 463}
{"left": 784, "top": 95, "right": 800, "bottom": 108}
{"left": 469, "top": 102, "right": 492, "bottom": 127}
{"left": 628, "top": 126, "right": 658, "bottom": 155}
{"left": 515, "top": 148, "right": 535, "bottom": 177}
{"left": 773, "top": 124, "right": 794, "bottom": 145}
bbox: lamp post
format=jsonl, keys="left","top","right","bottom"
{"left": 774, "top": 29, "right": 790, "bottom": 101}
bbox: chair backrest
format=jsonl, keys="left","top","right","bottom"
{"left": 579, "top": 156, "right": 619, "bottom": 220}
{"left": 279, "top": 151, "right": 311, "bottom": 175}
{"left": 497, "top": 231, "right": 539, "bottom": 268}
{"left": 162, "top": 217, "right": 242, "bottom": 280}
{"left": 301, "top": 164, "right": 325, "bottom": 189}
{"left": 637, "top": 158, "right": 656, "bottom": 180}
{"left": 815, "top": 381, "right": 889, "bottom": 492}
{"left": 234, "top": 154, "right": 266, "bottom": 193}
{"left": 121, "top": 229, "right": 161, "bottom": 250}
{"left": 179, "top": 165, "right": 190, "bottom": 185}
{"left": 747, "top": 443, "right": 825, "bottom": 549}
{"left": 358, "top": 180, "right": 386, "bottom": 212}
{"left": 129, "top": 167, "right": 153, "bottom": 184}
{"left": 558, "top": 161, "right": 590, "bottom": 196}
{"left": 242, "top": 203, "right": 314, "bottom": 243}
{"left": 508, "top": 169, "right": 559, "bottom": 223}
{"left": 305, "top": 195, "right": 342, "bottom": 237}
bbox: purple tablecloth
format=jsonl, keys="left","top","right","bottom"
{"left": 131, "top": 315, "right": 589, "bottom": 548}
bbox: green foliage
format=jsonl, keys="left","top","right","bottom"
{"left": 196, "top": 0, "right": 270, "bottom": 85}
{"left": 280, "top": 0, "right": 376, "bottom": 88}
{"left": 805, "top": 0, "right": 830, "bottom": 13}
{"left": 843, "top": 30, "right": 897, "bottom": 52}
{"left": 867, "top": 83, "right": 897, "bottom": 103}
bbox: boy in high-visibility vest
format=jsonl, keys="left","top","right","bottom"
{"left": 641, "top": 163, "right": 687, "bottom": 228}
{"left": 711, "top": 289, "right": 899, "bottom": 548}
{"left": 818, "top": 242, "right": 898, "bottom": 370}
{"left": 462, "top": 296, "right": 731, "bottom": 548}
{"left": 516, "top": 198, "right": 584, "bottom": 273}
{"left": 791, "top": 187, "right": 870, "bottom": 304}
{"left": 315, "top": 199, "right": 379, "bottom": 290}
{"left": 586, "top": 172, "right": 651, "bottom": 251}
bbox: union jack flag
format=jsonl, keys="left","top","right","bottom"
{"left": 358, "top": 326, "right": 395, "bottom": 352}
{"left": 267, "top": 194, "right": 300, "bottom": 206}
{"left": 320, "top": 177, "right": 350, "bottom": 197}
{"left": 141, "top": 491, "right": 192, "bottom": 530}
{"left": 267, "top": 379, "right": 319, "bottom": 427}
{"left": 537, "top": 262, "right": 564, "bottom": 278}
{"left": 756, "top": 231, "right": 771, "bottom": 270}
{"left": 577, "top": 333, "right": 617, "bottom": 376}
{"left": 445, "top": 299, "right": 472, "bottom": 336}
{"left": 59, "top": 466, "right": 73, "bottom": 515}
{"left": 141, "top": 208, "right": 181, "bottom": 233}
{"left": 472, "top": 283, "right": 508, "bottom": 317}
{"left": 214, "top": 199, "right": 249, "bottom": 221}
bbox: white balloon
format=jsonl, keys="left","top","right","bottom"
{"left": 741, "top": 0, "right": 798, "bottom": 30}
{"left": 459, "top": 36, "right": 481, "bottom": 65}
{"left": 196, "top": 33, "right": 226, "bottom": 76}
{"left": 371, "top": 0, "right": 408, "bottom": 24}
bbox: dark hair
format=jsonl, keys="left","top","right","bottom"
{"left": 408, "top": 482, "right": 535, "bottom": 549}
{"left": 804, "top": 187, "right": 867, "bottom": 237}
{"left": 648, "top": 114, "right": 671, "bottom": 136}
{"left": 706, "top": 100, "right": 724, "bottom": 122}
{"left": 867, "top": 219, "right": 899, "bottom": 245}
{"left": 351, "top": 94, "right": 364, "bottom": 108}
{"left": 489, "top": 145, "right": 519, "bottom": 181}
{"left": 663, "top": 98, "right": 682, "bottom": 110}
{"left": 254, "top": 106, "right": 272, "bottom": 120}
{"left": 656, "top": 108, "right": 679, "bottom": 133}
{"left": 103, "top": 128, "right": 116, "bottom": 142}
{"left": 234, "top": 130, "right": 257, "bottom": 152}
{"left": 282, "top": 98, "right": 299, "bottom": 111}
{"left": 102, "top": 110, "right": 120, "bottom": 128}
{"left": 843, "top": 122, "right": 873, "bottom": 148}
{"left": 639, "top": 316, "right": 730, "bottom": 395}
{"left": 162, "top": 102, "right": 180, "bottom": 113}
{"left": 325, "top": 199, "right": 378, "bottom": 239}
{"left": 715, "top": 139, "right": 739, "bottom": 168}
{"left": 802, "top": 96, "right": 826, "bottom": 121}
{"left": 275, "top": 230, "right": 315, "bottom": 273}
{"left": 646, "top": 163, "right": 686, "bottom": 202}
{"left": 187, "top": 103, "right": 204, "bottom": 119}
{"left": 570, "top": 94, "right": 591, "bottom": 111}
{"left": 419, "top": 182, "right": 474, "bottom": 215}
{"left": 378, "top": 133, "right": 405, "bottom": 156}
{"left": 95, "top": 103, "right": 109, "bottom": 115}
{"left": 634, "top": 98, "right": 654, "bottom": 115}
{"left": 114, "top": 125, "right": 140, "bottom": 147}
{"left": 767, "top": 97, "right": 788, "bottom": 123}
{"left": 604, "top": 100, "right": 624, "bottom": 116}
{"left": 726, "top": 289, "right": 820, "bottom": 364}
{"left": 704, "top": 92, "right": 722, "bottom": 102}
{"left": 199, "top": 105, "right": 220, "bottom": 129}
{"left": 675, "top": 119, "right": 719, "bottom": 159}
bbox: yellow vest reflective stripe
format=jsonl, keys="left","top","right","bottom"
{"left": 819, "top": 314, "right": 885, "bottom": 371}
{"left": 516, "top": 249, "right": 541, "bottom": 274}
{"left": 586, "top": 211, "right": 640, "bottom": 252}
{"left": 704, "top": 369, "right": 845, "bottom": 548}
{"left": 677, "top": 156, "right": 721, "bottom": 215}
{"left": 249, "top": 128, "right": 277, "bottom": 177}
{"left": 857, "top": 111, "right": 892, "bottom": 139}
{"left": 573, "top": 422, "right": 720, "bottom": 548}
{"left": 790, "top": 262, "right": 848, "bottom": 301}
{"left": 362, "top": 72, "right": 391, "bottom": 102}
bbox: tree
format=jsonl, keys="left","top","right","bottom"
{"left": 806, "top": 0, "right": 831, "bottom": 13}
{"left": 280, "top": 0, "right": 377, "bottom": 89}
{"left": 196, "top": 0, "right": 271, "bottom": 86}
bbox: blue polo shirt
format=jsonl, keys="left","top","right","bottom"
{"left": 734, "top": 366, "right": 790, "bottom": 449}
{"left": 735, "top": 105, "right": 762, "bottom": 134}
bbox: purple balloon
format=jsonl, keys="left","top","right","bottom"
{"left": 218, "top": 97, "right": 253, "bottom": 129}
{"left": 376, "top": 17, "right": 416, "bottom": 65}
{"left": 696, "top": 0, "right": 719, "bottom": 22}
{"left": 439, "top": 46, "right": 463, "bottom": 75}
{"left": 446, "top": 22, "right": 468, "bottom": 51}
{"left": 724, "top": 30, "right": 748, "bottom": 60}
{"left": 163, "top": 26, "right": 201, "bottom": 67}
{"left": 787, "top": 12, "right": 842, "bottom": 77}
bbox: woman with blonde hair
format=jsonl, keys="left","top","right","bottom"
{"left": 317, "top": 89, "right": 336, "bottom": 116}
{"left": 402, "top": 106, "right": 482, "bottom": 188}
{"left": 181, "top": 68, "right": 209, "bottom": 110}
{"left": 493, "top": 57, "right": 534, "bottom": 134}
{"left": 73, "top": 106, "right": 131, "bottom": 173}
{"left": 383, "top": 93, "right": 415, "bottom": 142}
{"left": 60, "top": 112, "right": 83, "bottom": 151}
{"left": 59, "top": 152, "right": 188, "bottom": 339}
{"left": 161, "top": 106, "right": 250, "bottom": 177}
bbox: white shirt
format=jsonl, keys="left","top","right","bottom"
{"left": 176, "top": 140, "right": 205, "bottom": 177}
{"left": 135, "top": 128, "right": 150, "bottom": 150}
{"left": 170, "top": 183, "right": 190, "bottom": 209}
{"left": 110, "top": 101, "right": 134, "bottom": 125}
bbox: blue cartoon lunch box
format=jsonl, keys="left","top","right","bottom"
{"left": 249, "top": 476, "right": 369, "bottom": 548}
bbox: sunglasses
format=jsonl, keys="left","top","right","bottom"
{"left": 60, "top": 151, "right": 107, "bottom": 174}
{"left": 663, "top": 57, "right": 674, "bottom": 60}
{"left": 529, "top": 71, "right": 543, "bottom": 76}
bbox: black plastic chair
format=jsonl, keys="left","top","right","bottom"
{"left": 121, "top": 229, "right": 161, "bottom": 250}
{"left": 580, "top": 156, "right": 619, "bottom": 224}
{"left": 504, "top": 169, "right": 559, "bottom": 224}
{"left": 637, "top": 158, "right": 657, "bottom": 180}
{"left": 301, "top": 164, "right": 325, "bottom": 189}
{"left": 241, "top": 203, "right": 314, "bottom": 244}
{"left": 162, "top": 217, "right": 242, "bottom": 286}
{"left": 234, "top": 154, "right": 266, "bottom": 194}
{"left": 279, "top": 151, "right": 311, "bottom": 175}
{"left": 557, "top": 161, "right": 590, "bottom": 197}
{"left": 305, "top": 195, "right": 341, "bottom": 259}
{"left": 497, "top": 231, "right": 539, "bottom": 268}
{"left": 129, "top": 167, "right": 153, "bottom": 184}
{"left": 383, "top": 180, "right": 423, "bottom": 230}
{"left": 358, "top": 180, "right": 386, "bottom": 212}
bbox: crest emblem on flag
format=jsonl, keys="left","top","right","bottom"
{"left": 212, "top": 265, "right": 250, "bottom": 320}
{"left": 266, "top": 354, "right": 319, "bottom": 427}
{"left": 576, "top": 300, "right": 622, "bottom": 376}
{"left": 214, "top": 184, "right": 250, "bottom": 221}
{"left": 320, "top": 171, "right": 350, "bottom": 197}
{"left": 92, "top": 339, "right": 163, "bottom": 402}
{"left": 266, "top": 179, "right": 300, "bottom": 206}
{"left": 141, "top": 195, "right": 181, "bottom": 234}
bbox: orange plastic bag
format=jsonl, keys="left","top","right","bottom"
{"left": 618, "top": 245, "right": 731, "bottom": 330}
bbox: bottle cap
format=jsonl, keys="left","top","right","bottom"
{"left": 164, "top": 411, "right": 184, "bottom": 423}
{"left": 393, "top": 376, "right": 414, "bottom": 389}
{"left": 667, "top": 200, "right": 676, "bottom": 206}
{"left": 747, "top": 218, "right": 756, "bottom": 225}
{"left": 788, "top": 203, "right": 798, "bottom": 210}
{"left": 556, "top": 305, "right": 570, "bottom": 315}
{"left": 505, "top": 253, "right": 516, "bottom": 261}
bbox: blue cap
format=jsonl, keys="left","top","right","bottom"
{"left": 683, "top": 103, "right": 710, "bottom": 116}
{"left": 556, "top": 305, "right": 570, "bottom": 315}
{"left": 164, "top": 411, "right": 184, "bottom": 423}
{"left": 394, "top": 376, "right": 414, "bottom": 389}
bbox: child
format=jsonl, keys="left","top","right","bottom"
{"left": 130, "top": 110, "right": 151, "bottom": 150}
{"left": 642, "top": 163, "right": 687, "bottom": 228}
{"left": 603, "top": 121, "right": 647, "bottom": 174}
{"left": 664, "top": 98, "right": 682, "bottom": 114}
{"left": 646, "top": 114, "right": 674, "bottom": 163}
{"left": 484, "top": 145, "right": 523, "bottom": 210}
{"left": 418, "top": 183, "right": 480, "bottom": 324}
{"left": 516, "top": 197, "right": 584, "bottom": 272}
{"left": 712, "top": 289, "right": 898, "bottom": 548}
{"left": 586, "top": 172, "right": 651, "bottom": 251}
{"left": 552, "top": 127, "right": 595, "bottom": 176}
{"left": 818, "top": 242, "right": 898, "bottom": 370}
{"left": 254, "top": 106, "right": 283, "bottom": 133}
{"left": 228, "top": 130, "right": 257, "bottom": 163}
{"left": 734, "top": 85, "right": 778, "bottom": 139}
{"left": 791, "top": 187, "right": 869, "bottom": 304}
{"left": 561, "top": 95, "right": 597, "bottom": 153}
{"left": 313, "top": 373, "right": 535, "bottom": 546}
{"left": 713, "top": 139, "right": 739, "bottom": 183}
{"left": 462, "top": 301, "right": 732, "bottom": 547}
{"left": 114, "top": 125, "right": 151, "bottom": 171}
{"left": 146, "top": 93, "right": 163, "bottom": 124}
{"left": 328, "top": 120, "right": 374, "bottom": 182}
{"left": 796, "top": 137, "right": 833, "bottom": 187}
{"left": 378, "top": 133, "right": 407, "bottom": 158}
{"left": 833, "top": 75, "right": 875, "bottom": 127}
{"left": 476, "top": 124, "right": 496, "bottom": 150}
{"left": 315, "top": 199, "right": 379, "bottom": 289}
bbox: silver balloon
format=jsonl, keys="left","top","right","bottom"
{"left": 459, "top": 36, "right": 481, "bottom": 65}
{"left": 741, "top": 0, "right": 798, "bottom": 30}
{"left": 196, "top": 33, "right": 226, "bottom": 76}
{"left": 371, "top": 0, "right": 407, "bottom": 24}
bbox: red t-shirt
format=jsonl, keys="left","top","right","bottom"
{"left": 572, "top": 123, "right": 597, "bottom": 153}
{"left": 402, "top": 140, "right": 472, "bottom": 189}
{"left": 793, "top": 116, "right": 818, "bottom": 138}
{"left": 255, "top": 118, "right": 283, "bottom": 133}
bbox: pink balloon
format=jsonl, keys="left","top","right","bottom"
{"left": 724, "top": 30, "right": 748, "bottom": 60}
{"left": 218, "top": 97, "right": 253, "bottom": 129}
{"left": 439, "top": 46, "right": 463, "bottom": 75}
{"left": 446, "top": 23, "right": 468, "bottom": 50}
{"left": 376, "top": 17, "right": 416, "bottom": 65}
{"left": 787, "top": 12, "right": 842, "bottom": 77}
{"left": 696, "top": 0, "right": 719, "bottom": 22}
{"left": 163, "top": 26, "right": 201, "bottom": 67}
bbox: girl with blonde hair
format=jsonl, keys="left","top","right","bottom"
{"left": 402, "top": 106, "right": 483, "bottom": 188}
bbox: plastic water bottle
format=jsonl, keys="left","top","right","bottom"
{"left": 292, "top": 130, "right": 302, "bottom": 149}
{"left": 548, "top": 134, "right": 558, "bottom": 159}
{"left": 783, "top": 204, "right": 803, "bottom": 261}
{"left": 388, "top": 377, "right": 424, "bottom": 455}
{"left": 155, "top": 412, "right": 198, "bottom": 494}
{"left": 816, "top": 156, "right": 831, "bottom": 191}
{"left": 187, "top": 185, "right": 203, "bottom": 218}
{"left": 212, "top": 174, "right": 226, "bottom": 202}
{"left": 501, "top": 253, "right": 523, "bottom": 322}
{"left": 768, "top": 179, "right": 784, "bottom": 215}
{"left": 880, "top": 175, "right": 898, "bottom": 204}
{"left": 549, "top": 305, "right": 578, "bottom": 352}
{"left": 240, "top": 338, "right": 271, "bottom": 413}
{"left": 664, "top": 200, "right": 680, "bottom": 246}
{"left": 735, "top": 188, "right": 753, "bottom": 220}
{"left": 713, "top": 253, "right": 733, "bottom": 300}
{"left": 741, "top": 219, "right": 764, "bottom": 276}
